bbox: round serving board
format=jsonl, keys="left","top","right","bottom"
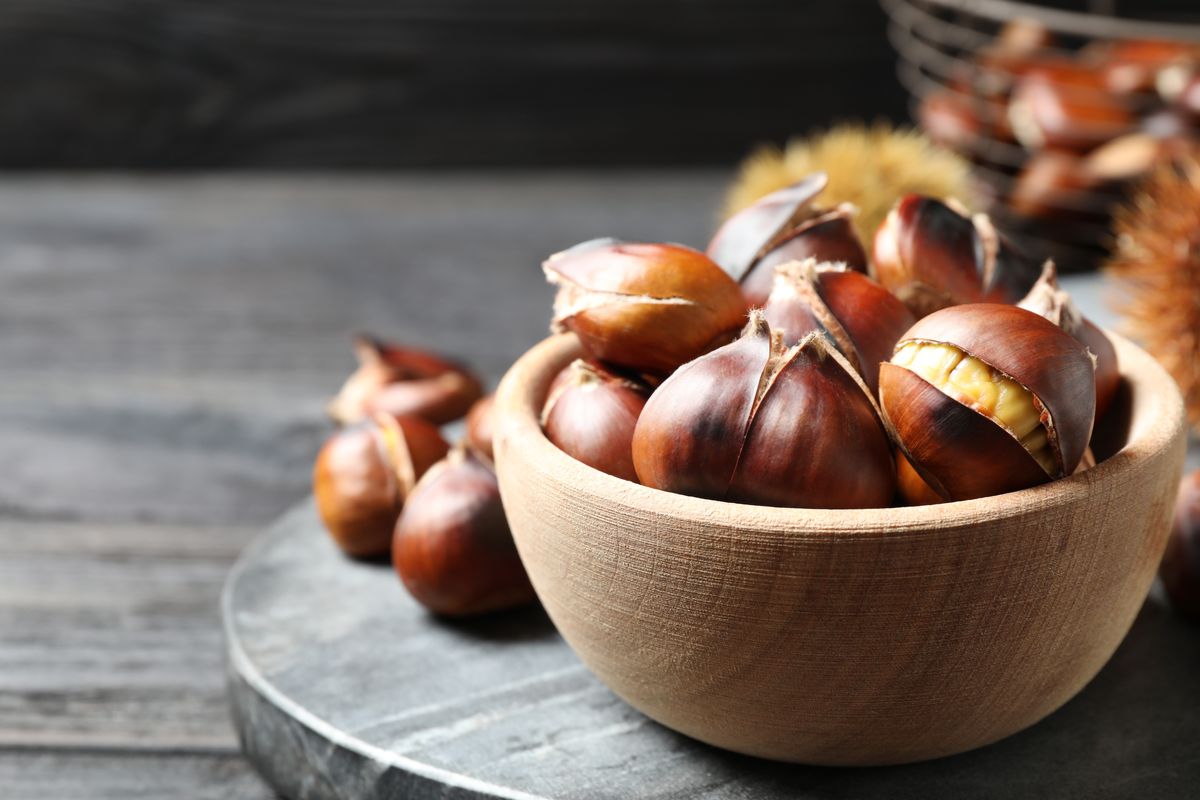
{"left": 223, "top": 500, "right": 1200, "bottom": 800}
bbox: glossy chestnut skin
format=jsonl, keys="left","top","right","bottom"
{"left": 544, "top": 239, "right": 747, "bottom": 376}
{"left": 896, "top": 451, "right": 943, "bottom": 506}
{"left": 1017, "top": 262, "right": 1119, "bottom": 420}
{"left": 1094, "top": 39, "right": 1199, "bottom": 96}
{"left": 873, "top": 194, "right": 1041, "bottom": 317}
{"left": 1008, "top": 65, "right": 1136, "bottom": 152}
{"left": 706, "top": 173, "right": 868, "bottom": 306}
{"left": 762, "top": 260, "right": 915, "bottom": 394}
{"left": 879, "top": 304, "right": 1096, "bottom": 502}
{"left": 632, "top": 311, "right": 895, "bottom": 508}
{"left": 326, "top": 335, "right": 483, "bottom": 426}
{"left": 919, "top": 90, "right": 987, "bottom": 153}
{"left": 1008, "top": 151, "right": 1107, "bottom": 221}
{"left": 313, "top": 414, "right": 450, "bottom": 557}
{"left": 393, "top": 447, "right": 536, "bottom": 617}
{"left": 465, "top": 394, "right": 495, "bottom": 461}
{"left": 541, "top": 359, "right": 650, "bottom": 483}
{"left": 1161, "top": 469, "right": 1200, "bottom": 620}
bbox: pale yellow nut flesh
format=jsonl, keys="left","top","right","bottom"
{"left": 892, "top": 341, "right": 1055, "bottom": 475}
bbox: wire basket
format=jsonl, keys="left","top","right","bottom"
{"left": 882, "top": 0, "right": 1200, "bottom": 271}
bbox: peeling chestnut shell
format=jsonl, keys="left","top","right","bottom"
{"left": 313, "top": 413, "right": 450, "bottom": 557}
{"left": 393, "top": 446, "right": 536, "bottom": 617}
{"left": 632, "top": 310, "right": 895, "bottom": 508}
{"left": 879, "top": 304, "right": 1096, "bottom": 502}
{"left": 542, "top": 359, "right": 650, "bottom": 483}
{"left": 1161, "top": 469, "right": 1200, "bottom": 620}
{"left": 326, "top": 335, "right": 483, "bottom": 426}
{"left": 544, "top": 239, "right": 747, "bottom": 376}
{"left": 873, "top": 195, "right": 1041, "bottom": 317}
{"left": 762, "top": 260, "right": 915, "bottom": 394}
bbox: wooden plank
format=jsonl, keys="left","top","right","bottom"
{"left": 0, "top": 750, "right": 274, "bottom": 800}
{"left": 0, "top": 1, "right": 907, "bottom": 167}
{"left": 0, "top": 521, "right": 252, "bottom": 750}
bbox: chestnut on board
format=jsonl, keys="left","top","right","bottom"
{"left": 313, "top": 413, "right": 450, "bottom": 557}
{"left": 326, "top": 335, "right": 483, "bottom": 426}
{"left": 762, "top": 259, "right": 915, "bottom": 395}
{"left": 873, "top": 194, "right": 1041, "bottom": 318}
{"left": 393, "top": 446, "right": 536, "bottom": 617}
{"left": 632, "top": 310, "right": 895, "bottom": 509}
{"left": 543, "top": 239, "right": 747, "bottom": 376}
{"left": 706, "top": 173, "right": 869, "bottom": 306}
{"left": 541, "top": 359, "right": 650, "bottom": 483}
{"left": 1161, "top": 469, "right": 1200, "bottom": 620}
{"left": 879, "top": 304, "right": 1096, "bottom": 502}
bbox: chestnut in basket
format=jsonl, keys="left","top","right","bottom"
{"left": 1161, "top": 469, "right": 1200, "bottom": 620}
{"left": 542, "top": 359, "right": 650, "bottom": 483}
{"left": 762, "top": 260, "right": 914, "bottom": 394}
{"left": 706, "top": 173, "right": 868, "bottom": 306}
{"left": 393, "top": 446, "right": 536, "bottom": 617}
{"left": 544, "top": 239, "right": 747, "bottom": 376}
{"left": 632, "top": 310, "right": 895, "bottom": 508}
{"left": 1017, "top": 262, "right": 1119, "bottom": 420}
{"left": 464, "top": 394, "right": 495, "bottom": 461}
{"left": 313, "top": 413, "right": 450, "bottom": 557}
{"left": 879, "top": 304, "right": 1096, "bottom": 502}
{"left": 326, "top": 335, "right": 483, "bottom": 426}
{"left": 873, "top": 195, "right": 1041, "bottom": 317}
{"left": 1008, "top": 65, "right": 1136, "bottom": 152}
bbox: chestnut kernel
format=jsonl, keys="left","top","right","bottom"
{"left": 762, "top": 260, "right": 915, "bottom": 394}
{"left": 1161, "top": 469, "right": 1200, "bottom": 620}
{"left": 1017, "top": 262, "right": 1119, "bottom": 420}
{"left": 542, "top": 359, "right": 650, "bottom": 483}
{"left": 879, "top": 304, "right": 1096, "bottom": 501}
{"left": 544, "top": 239, "right": 747, "bottom": 376}
{"left": 313, "top": 413, "right": 450, "bottom": 557}
{"left": 393, "top": 446, "right": 536, "bottom": 617}
{"left": 464, "top": 394, "right": 496, "bottom": 461}
{"left": 873, "top": 195, "right": 1041, "bottom": 317}
{"left": 632, "top": 310, "right": 895, "bottom": 508}
{"left": 326, "top": 335, "right": 483, "bottom": 426}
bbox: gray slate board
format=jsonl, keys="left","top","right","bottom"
{"left": 224, "top": 501, "right": 1200, "bottom": 800}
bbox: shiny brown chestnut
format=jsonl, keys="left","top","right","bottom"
{"left": 706, "top": 173, "right": 869, "bottom": 306}
{"left": 1160, "top": 469, "right": 1200, "bottom": 620}
{"left": 541, "top": 359, "right": 650, "bottom": 483}
{"left": 326, "top": 335, "right": 483, "bottom": 426}
{"left": 1017, "top": 262, "right": 1119, "bottom": 420}
{"left": 313, "top": 413, "right": 450, "bottom": 557}
{"left": 1008, "top": 66, "right": 1136, "bottom": 152}
{"left": 896, "top": 451, "right": 943, "bottom": 506}
{"left": 879, "top": 304, "right": 1096, "bottom": 502}
{"left": 1008, "top": 151, "right": 1108, "bottom": 221}
{"left": 1093, "top": 39, "right": 1199, "bottom": 97}
{"left": 631, "top": 310, "right": 895, "bottom": 508}
{"left": 464, "top": 394, "right": 495, "bottom": 461}
{"left": 392, "top": 446, "right": 536, "bottom": 617}
{"left": 544, "top": 239, "right": 747, "bottom": 376}
{"left": 762, "top": 260, "right": 915, "bottom": 394}
{"left": 873, "top": 194, "right": 1041, "bottom": 317}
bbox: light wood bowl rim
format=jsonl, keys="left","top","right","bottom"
{"left": 495, "top": 330, "right": 1185, "bottom": 537}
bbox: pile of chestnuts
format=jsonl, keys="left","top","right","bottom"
{"left": 313, "top": 336, "right": 535, "bottom": 617}
{"left": 540, "top": 173, "right": 1118, "bottom": 508}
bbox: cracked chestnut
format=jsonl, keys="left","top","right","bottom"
{"left": 879, "top": 304, "right": 1096, "bottom": 502}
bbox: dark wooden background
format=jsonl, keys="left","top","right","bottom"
{"left": 0, "top": 0, "right": 908, "bottom": 168}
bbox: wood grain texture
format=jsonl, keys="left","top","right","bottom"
{"left": 493, "top": 332, "right": 1187, "bottom": 765}
{"left": 0, "top": 1, "right": 906, "bottom": 167}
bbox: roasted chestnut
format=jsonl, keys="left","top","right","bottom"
{"left": 1017, "top": 262, "right": 1119, "bottom": 420}
{"left": 544, "top": 239, "right": 747, "bottom": 376}
{"left": 632, "top": 310, "right": 895, "bottom": 508}
{"left": 393, "top": 446, "right": 536, "bottom": 617}
{"left": 313, "top": 413, "right": 450, "bottom": 557}
{"left": 542, "top": 359, "right": 650, "bottom": 483}
{"left": 1161, "top": 469, "right": 1200, "bottom": 620}
{"left": 762, "top": 260, "right": 914, "bottom": 394}
{"left": 873, "top": 194, "right": 1041, "bottom": 317}
{"left": 464, "top": 394, "right": 495, "bottom": 461}
{"left": 706, "top": 173, "right": 869, "bottom": 306}
{"left": 326, "top": 335, "right": 483, "bottom": 426}
{"left": 879, "top": 304, "right": 1096, "bottom": 502}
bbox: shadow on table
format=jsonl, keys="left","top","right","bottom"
{"left": 704, "top": 596, "right": 1200, "bottom": 798}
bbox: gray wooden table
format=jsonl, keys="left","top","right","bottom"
{"left": 2, "top": 173, "right": 1195, "bottom": 798}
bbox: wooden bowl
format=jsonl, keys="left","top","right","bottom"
{"left": 492, "top": 332, "right": 1186, "bottom": 766}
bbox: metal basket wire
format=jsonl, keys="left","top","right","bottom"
{"left": 881, "top": 0, "right": 1200, "bottom": 270}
